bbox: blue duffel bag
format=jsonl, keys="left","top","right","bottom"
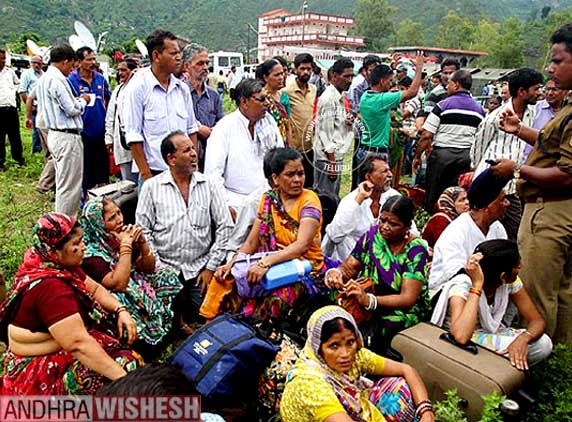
{"left": 170, "top": 314, "right": 280, "bottom": 404}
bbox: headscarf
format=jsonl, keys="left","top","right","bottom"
{"left": 436, "top": 186, "right": 465, "bottom": 218}
{"left": 468, "top": 168, "right": 510, "bottom": 210}
{"left": 295, "top": 306, "right": 370, "bottom": 421}
{"left": 0, "top": 213, "right": 104, "bottom": 336}
{"left": 81, "top": 197, "right": 121, "bottom": 262}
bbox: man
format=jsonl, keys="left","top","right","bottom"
{"left": 105, "top": 58, "right": 138, "bottom": 183}
{"left": 205, "top": 79, "right": 283, "bottom": 217}
{"left": 36, "top": 44, "right": 91, "bottom": 216}
{"left": 500, "top": 81, "right": 510, "bottom": 104}
{"left": 181, "top": 43, "right": 224, "bottom": 172}
{"left": 358, "top": 55, "right": 424, "bottom": 171}
{"left": 282, "top": 53, "right": 316, "bottom": 188}
{"left": 322, "top": 155, "right": 419, "bottom": 261}
{"left": 122, "top": 29, "right": 199, "bottom": 182}
{"left": 492, "top": 24, "right": 572, "bottom": 344}
{"left": 309, "top": 66, "right": 325, "bottom": 97}
{"left": 136, "top": 130, "right": 232, "bottom": 326}
{"left": 429, "top": 169, "right": 510, "bottom": 292}
{"left": 19, "top": 55, "right": 44, "bottom": 153}
{"left": 69, "top": 46, "right": 111, "bottom": 191}
{"left": 522, "top": 78, "right": 567, "bottom": 161}
{"left": 347, "top": 65, "right": 366, "bottom": 102}
{"left": 421, "top": 70, "right": 485, "bottom": 212}
{"left": 424, "top": 58, "right": 460, "bottom": 105}
{"left": 0, "top": 49, "right": 25, "bottom": 171}
{"left": 471, "top": 68, "right": 544, "bottom": 241}
{"left": 227, "top": 66, "right": 239, "bottom": 99}
{"left": 313, "top": 58, "right": 354, "bottom": 197}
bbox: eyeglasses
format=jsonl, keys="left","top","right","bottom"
{"left": 545, "top": 87, "right": 562, "bottom": 92}
{"left": 252, "top": 95, "right": 268, "bottom": 103}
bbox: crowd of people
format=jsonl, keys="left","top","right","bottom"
{"left": 0, "top": 22, "right": 571, "bottom": 422}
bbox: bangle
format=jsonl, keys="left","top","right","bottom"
{"left": 469, "top": 287, "right": 482, "bottom": 297}
{"left": 114, "top": 305, "right": 128, "bottom": 315}
{"left": 416, "top": 400, "right": 432, "bottom": 407}
{"left": 416, "top": 406, "right": 434, "bottom": 419}
{"left": 365, "top": 293, "right": 377, "bottom": 311}
{"left": 257, "top": 259, "right": 270, "bottom": 269}
{"left": 325, "top": 268, "right": 342, "bottom": 278}
{"left": 91, "top": 284, "right": 100, "bottom": 296}
{"left": 523, "top": 330, "right": 534, "bottom": 339}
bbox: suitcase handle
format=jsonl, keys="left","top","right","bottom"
{"left": 439, "top": 332, "right": 478, "bottom": 355}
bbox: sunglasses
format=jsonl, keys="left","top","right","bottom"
{"left": 252, "top": 95, "right": 268, "bottom": 103}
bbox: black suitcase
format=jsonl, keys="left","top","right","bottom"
{"left": 87, "top": 180, "right": 138, "bottom": 224}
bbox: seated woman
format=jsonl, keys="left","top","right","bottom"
{"left": 212, "top": 147, "right": 323, "bottom": 320}
{"left": 80, "top": 197, "right": 183, "bottom": 350}
{"left": 325, "top": 196, "right": 431, "bottom": 353}
{"left": 431, "top": 239, "right": 553, "bottom": 370}
{"left": 281, "top": 305, "right": 435, "bottom": 422}
{"left": 422, "top": 186, "right": 468, "bottom": 249}
{"left": 0, "top": 213, "right": 142, "bottom": 394}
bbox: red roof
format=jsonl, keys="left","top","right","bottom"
{"left": 259, "top": 8, "right": 289, "bottom": 18}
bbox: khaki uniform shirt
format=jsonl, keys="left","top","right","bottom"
{"left": 282, "top": 80, "right": 316, "bottom": 152}
{"left": 518, "top": 103, "right": 572, "bottom": 200}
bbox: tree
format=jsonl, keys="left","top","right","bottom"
{"left": 489, "top": 17, "right": 525, "bottom": 68}
{"left": 393, "top": 19, "right": 425, "bottom": 46}
{"left": 471, "top": 19, "right": 501, "bottom": 67}
{"left": 355, "top": 0, "right": 397, "bottom": 51}
{"left": 434, "top": 10, "right": 476, "bottom": 50}
{"left": 6, "top": 31, "right": 44, "bottom": 54}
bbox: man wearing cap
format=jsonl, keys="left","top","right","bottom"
{"left": 428, "top": 169, "right": 510, "bottom": 293}
{"left": 493, "top": 24, "right": 572, "bottom": 344}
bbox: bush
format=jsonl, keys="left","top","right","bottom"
{"left": 434, "top": 389, "right": 504, "bottom": 422}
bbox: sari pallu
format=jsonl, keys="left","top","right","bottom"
{"left": 267, "top": 93, "right": 290, "bottom": 147}
{"left": 351, "top": 227, "right": 431, "bottom": 350}
{"left": 228, "top": 189, "right": 325, "bottom": 319}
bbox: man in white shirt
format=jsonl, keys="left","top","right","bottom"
{"left": 313, "top": 58, "right": 355, "bottom": 197}
{"left": 136, "top": 130, "right": 232, "bottom": 326}
{"left": 322, "top": 155, "right": 419, "bottom": 261}
{"left": 204, "top": 78, "right": 283, "bottom": 218}
{"left": 19, "top": 55, "right": 44, "bottom": 154}
{"left": 122, "top": 29, "right": 199, "bottom": 182}
{"left": 0, "top": 49, "right": 25, "bottom": 171}
{"left": 429, "top": 168, "right": 510, "bottom": 293}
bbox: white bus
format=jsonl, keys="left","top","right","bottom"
{"left": 209, "top": 51, "right": 244, "bottom": 79}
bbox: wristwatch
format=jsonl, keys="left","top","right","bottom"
{"left": 513, "top": 163, "right": 522, "bottom": 180}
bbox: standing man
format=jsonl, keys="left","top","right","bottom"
{"left": 492, "top": 24, "right": 572, "bottom": 344}
{"left": 181, "top": 43, "right": 224, "bottom": 172}
{"left": 313, "top": 58, "right": 354, "bottom": 197}
{"left": 69, "top": 46, "right": 111, "bottom": 191}
{"left": 282, "top": 53, "right": 316, "bottom": 188}
{"left": 522, "top": 78, "right": 567, "bottom": 162}
{"left": 36, "top": 44, "right": 91, "bottom": 216}
{"left": 227, "top": 66, "right": 240, "bottom": 99}
{"left": 471, "top": 68, "right": 544, "bottom": 241}
{"left": 122, "top": 29, "right": 199, "bottom": 182}
{"left": 0, "top": 49, "right": 25, "bottom": 171}
{"left": 421, "top": 70, "right": 485, "bottom": 212}
{"left": 19, "top": 55, "right": 44, "bottom": 153}
{"left": 136, "top": 131, "right": 232, "bottom": 327}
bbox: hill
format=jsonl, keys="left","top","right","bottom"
{"left": 2, "top": 0, "right": 571, "bottom": 52}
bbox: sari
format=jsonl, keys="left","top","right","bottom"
{"left": 267, "top": 91, "right": 291, "bottom": 147}
{"left": 422, "top": 186, "right": 465, "bottom": 248}
{"left": 351, "top": 226, "right": 431, "bottom": 351}
{"left": 229, "top": 189, "right": 324, "bottom": 319}
{"left": 0, "top": 213, "right": 142, "bottom": 395}
{"left": 281, "top": 306, "right": 416, "bottom": 422}
{"left": 81, "top": 197, "right": 182, "bottom": 345}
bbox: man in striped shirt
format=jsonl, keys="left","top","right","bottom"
{"left": 422, "top": 70, "right": 485, "bottom": 212}
{"left": 471, "top": 68, "right": 544, "bottom": 241}
{"left": 136, "top": 131, "right": 232, "bottom": 327}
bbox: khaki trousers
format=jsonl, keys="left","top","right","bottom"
{"left": 518, "top": 198, "right": 572, "bottom": 344}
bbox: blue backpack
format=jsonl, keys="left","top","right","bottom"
{"left": 170, "top": 314, "right": 279, "bottom": 404}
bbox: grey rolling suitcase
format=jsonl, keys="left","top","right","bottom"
{"left": 391, "top": 322, "right": 526, "bottom": 421}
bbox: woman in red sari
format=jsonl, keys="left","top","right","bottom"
{"left": 0, "top": 213, "right": 142, "bottom": 395}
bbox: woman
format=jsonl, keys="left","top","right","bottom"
{"left": 325, "top": 196, "right": 431, "bottom": 353}
{"left": 281, "top": 306, "right": 434, "bottom": 422}
{"left": 256, "top": 59, "right": 292, "bottom": 146}
{"left": 422, "top": 186, "right": 468, "bottom": 248}
{"left": 80, "top": 197, "right": 183, "bottom": 349}
{"left": 213, "top": 148, "right": 323, "bottom": 320}
{"left": 431, "top": 239, "right": 553, "bottom": 370}
{"left": 0, "top": 213, "right": 142, "bottom": 395}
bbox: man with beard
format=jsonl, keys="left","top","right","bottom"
{"left": 313, "top": 58, "right": 354, "bottom": 197}
{"left": 122, "top": 29, "right": 198, "bottom": 182}
{"left": 69, "top": 46, "right": 111, "bottom": 191}
{"left": 321, "top": 155, "right": 419, "bottom": 261}
{"left": 282, "top": 53, "right": 316, "bottom": 187}
{"left": 471, "top": 68, "right": 544, "bottom": 241}
{"left": 181, "top": 43, "right": 224, "bottom": 171}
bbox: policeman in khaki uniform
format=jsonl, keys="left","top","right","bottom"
{"left": 491, "top": 24, "right": 572, "bottom": 345}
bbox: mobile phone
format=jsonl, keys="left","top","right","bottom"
{"left": 485, "top": 159, "right": 498, "bottom": 166}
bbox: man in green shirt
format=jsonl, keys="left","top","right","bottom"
{"left": 357, "top": 55, "right": 424, "bottom": 179}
